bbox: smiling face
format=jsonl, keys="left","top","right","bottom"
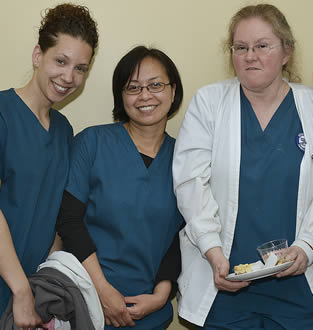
{"left": 232, "top": 17, "right": 290, "bottom": 93}
{"left": 122, "top": 56, "right": 176, "bottom": 129}
{"left": 32, "top": 33, "right": 93, "bottom": 106}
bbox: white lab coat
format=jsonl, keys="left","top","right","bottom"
{"left": 173, "top": 78, "right": 313, "bottom": 326}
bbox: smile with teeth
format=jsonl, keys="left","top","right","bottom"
{"left": 137, "top": 105, "right": 157, "bottom": 112}
{"left": 53, "top": 82, "right": 70, "bottom": 93}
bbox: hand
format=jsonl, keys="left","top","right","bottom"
{"left": 205, "top": 247, "right": 250, "bottom": 292}
{"left": 99, "top": 284, "right": 135, "bottom": 328}
{"left": 12, "top": 288, "right": 44, "bottom": 329}
{"left": 276, "top": 246, "right": 308, "bottom": 278}
{"left": 125, "top": 293, "right": 165, "bottom": 320}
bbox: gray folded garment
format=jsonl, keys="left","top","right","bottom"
{"left": 0, "top": 267, "right": 95, "bottom": 330}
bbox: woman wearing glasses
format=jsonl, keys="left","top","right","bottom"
{"left": 56, "top": 45, "right": 184, "bottom": 329}
{"left": 173, "top": 3, "right": 313, "bottom": 329}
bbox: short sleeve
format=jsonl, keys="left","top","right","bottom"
{"left": 0, "top": 114, "right": 8, "bottom": 179}
{"left": 65, "top": 128, "right": 96, "bottom": 203}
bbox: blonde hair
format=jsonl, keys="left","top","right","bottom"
{"left": 224, "top": 4, "right": 300, "bottom": 82}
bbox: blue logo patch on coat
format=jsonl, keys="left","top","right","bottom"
{"left": 296, "top": 133, "right": 306, "bottom": 151}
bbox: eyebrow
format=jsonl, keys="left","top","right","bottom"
{"left": 129, "top": 76, "right": 162, "bottom": 83}
{"left": 234, "top": 38, "right": 272, "bottom": 44}
{"left": 58, "top": 53, "right": 90, "bottom": 66}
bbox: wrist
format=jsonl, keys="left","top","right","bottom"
{"left": 11, "top": 280, "right": 32, "bottom": 297}
{"left": 153, "top": 280, "right": 171, "bottom": 306}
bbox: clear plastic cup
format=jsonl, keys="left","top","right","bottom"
{"left": 257, "top": 239, "right": 288, "bottom": 263}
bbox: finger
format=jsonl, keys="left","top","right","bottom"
{"left": 110, "top": 317, "right": 122, "bottom": 328}
{"left": 104, "top": 317, "right": 112, "bottom": 326}
{"left": 123, "top": 313, "right": 136, "bottom": 327}
{"left": 124, "top": 296, "right": 137, "bottom": 304}
{"left": 277, "top": 260, "right": 304, "bottom": 277}
{"left": 217, "top": 278, "right": 250, "bottom": 291}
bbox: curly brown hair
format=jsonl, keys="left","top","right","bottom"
{"left": 224, "top": 4, "right": 300, "bottom": 83}
{"left": 38, "top": 3, "right": 98, "bottom": 57}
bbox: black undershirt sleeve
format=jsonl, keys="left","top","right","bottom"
{"left": 56, "top": 153, "right": 182, "bottom": 297}
{"left": 56, "top": 190, "right": 96, "bottom": 262}
{"left": 155, "top": 230, "right": 181, "bottom": 298}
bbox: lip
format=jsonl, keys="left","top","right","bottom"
{"left": 136, "top": 105, "right": 158, "bottom": 112}
{"left": 246, "top": 67, "right": 261, "bottom": 71}
{"left": 53, "top": 81, "right": 71, "bottom": 95}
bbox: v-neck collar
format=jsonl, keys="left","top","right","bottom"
{"left": 11, "top": 88, "right": 54, "bottom": 137}
{"left": 240, "top": 86, "right": 293, "bottom": 135}
{"left": 119, "top": 122, "right": 169, "bottom": 173}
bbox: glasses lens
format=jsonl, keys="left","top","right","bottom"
{"left": 125, "top": 84, "right": 141, "bottom": 94}
{"left": 148, "top": 82, "right": 164, "bottom": 93}
{"left": 232, "top": 45, "right": 247, "bottom": 55}
{"left": 254, "top": 43, "right": 270, "bottom": 55}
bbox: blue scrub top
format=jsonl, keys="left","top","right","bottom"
{"left": 66, "top": 122, "right": 183, "bottom": 329}
{"left": 205, "top": 87, "right": 313, "bottom": 327}
{"left": 0, "top": 89, "right": 73, "bottom": 314}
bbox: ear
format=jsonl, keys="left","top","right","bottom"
{"left": 171, "top": 83, "right": 176, "bottom": 103}
{"left": 32, "top": 45, "right": 42, "bottom": 68}
{"left": 282, "top": 47, "right": 291, "bottom": 67}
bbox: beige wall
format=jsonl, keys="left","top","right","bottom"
{"left": 1, "top": 1, "right": 312, "bottom": 329}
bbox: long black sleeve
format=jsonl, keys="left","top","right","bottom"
{"left": 155, "top": 230, "right": 181, "bottom": 297}
{"left": 56, "top": 190, "right": 96, "bottom": 262}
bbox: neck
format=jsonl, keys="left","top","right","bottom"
{"left": 242, "top": 78, "right": 289, "bottom": 108}
{"left": 242, "top": 79, "right": 290, "bottom": 131}
{"left": 124, "top": 121, "right": 166, "bottom": 158}
{"left": 15, "top": 80, "right": 51, "bottom": 130}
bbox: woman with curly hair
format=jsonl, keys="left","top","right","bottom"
{"left": 0, "top": 3, "right": 98, "bottom": 327}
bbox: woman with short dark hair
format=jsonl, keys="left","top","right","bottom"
{"left": 57, "top": 45, "right": 184, "bottom": 330}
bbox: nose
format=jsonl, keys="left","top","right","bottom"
{"left": 245, "top": 47, "right": 257, "bottom": 61}
{"left": 138, "top": 86, "right": 153, "bottom": 100}
{"left": 61, "top": 68, "right": 74, "bottom": 83}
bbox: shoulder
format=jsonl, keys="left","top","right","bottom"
{"left": 165, "top": 133, "right": 176, "bottom": 145}
{"left": 186, "top": 78, "right": 239, "bottom": 122}
{"left": 51, "top": 109, "right": 73, "bottom": 133}
{"left": 290, "top": 82, "right": 313, "bottom": 95}
{"left": 0, "top": 89, "right": 16, "bottom": 115}
{"left": 190, "top": 78, "right": 239, "bottom": 116}
{"left": 74, "top": 122, "right": 122, "bottom": 146}
{"left": 196, "top": 78, "right": 239, "bottom": 100}
{"left": 290, "top": 83, "right": 313, "bottom": 108}
{"left": 76, "top": 122, "right": 121, "bottom": 138}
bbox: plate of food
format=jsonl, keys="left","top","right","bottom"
{"left": 226, "top": 260, "right": 294, "bottom": 281}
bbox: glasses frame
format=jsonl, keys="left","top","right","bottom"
{"left": 123, "top": 82, "right": 171, "bottom": 95}
{"left": 230, "top": 43, "right": 282, "bottom": 56}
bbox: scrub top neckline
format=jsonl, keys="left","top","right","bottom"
{"left": 11, "top": 88, "right": 55, "bottom": 137}
{"left": 240, "top": 86, "right": 293, "bottom": 134}
{"left": 119, "top": 121, "right": 169, "bottom": 173}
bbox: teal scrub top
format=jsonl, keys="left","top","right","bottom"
{"left": 66, "top": 122, "right": 183, "bottom": 329}
{"left": 202, "top": 88, "right": 313, "bottom": 329}
{"left": 0, "top": 89, "right": 73, "bottom": 314}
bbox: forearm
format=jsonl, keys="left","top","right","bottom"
{"left": 0, "top": 210, "right": 31, "bottom": 296}
{"left": 152, "top": 280, "right": 171, "bottom": 306}
{"left": 82, "top": 252, "right": 112, "bottom": 294}
{"left": 48, "top": 233, "right": 62, "bottom": 255}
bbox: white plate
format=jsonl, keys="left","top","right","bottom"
{"left": 225, "top": 261, "right": 294, "bottom": 281}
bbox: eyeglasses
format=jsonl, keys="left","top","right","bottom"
{"left": 123, "top": 82, "right": 171, "bottom": 95}
{"left": 230, "top": 43, "right": 281, "bottom": 56}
